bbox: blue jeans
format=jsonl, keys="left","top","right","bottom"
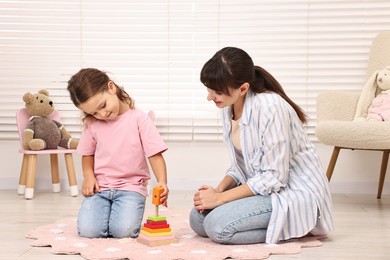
{"left": 189, "top": 195, "right": 272, "bottom": 244}
{"left": 77, "top": 190, "right": 146, "bottom": 238}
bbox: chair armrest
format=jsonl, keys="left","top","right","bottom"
{"left": 316, "top": 91, "right": 360, "bottom": 122}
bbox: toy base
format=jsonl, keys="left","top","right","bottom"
{"left": 137, "top": 236, "right": 177, "bottom": 247}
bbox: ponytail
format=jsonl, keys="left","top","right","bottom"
{"left": 252, "top": 66, "right": 307, "bottom": 123}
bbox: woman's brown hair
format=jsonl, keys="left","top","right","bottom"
{"left": 200, "top": 47, "right": 307, "bottom": 123}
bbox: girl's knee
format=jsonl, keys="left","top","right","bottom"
{"left": 111, "top": 227, "right": 140, "bottom": 238}
{"left": 78, "top": 224, "right": 108, "bottom": 238}
{"left": 109, "top": 220, "right": 141, "bottom": 238}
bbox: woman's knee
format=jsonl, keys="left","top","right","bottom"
{"left": 189, "top": 207, "right": 208, "bottom": 237}
{"left": 203, "top": 213, "right": 233, "bottom": 244}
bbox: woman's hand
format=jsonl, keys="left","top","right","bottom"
{"left": 82, "top": 176, "right": 100, "bottom": 197}
{"left": 193, "top": 185, "right": 223, "bottom": 211}
{"left": 193, "top": 183, "right": 255, "bottom": 213}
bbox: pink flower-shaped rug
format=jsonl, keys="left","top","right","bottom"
{"left": 26, "top": 208, "right": 327, "bottom": 260}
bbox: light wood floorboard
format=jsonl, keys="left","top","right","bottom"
{"left": 0, "top": 190, "right": 389, "bottom": 260}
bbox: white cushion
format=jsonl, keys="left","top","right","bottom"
{"left": 316, "top": 120, "right": 390, "bottom": 149}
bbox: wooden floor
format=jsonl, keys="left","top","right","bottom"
{"left": 1, "top": 190, "right": 389, "bottom": 260}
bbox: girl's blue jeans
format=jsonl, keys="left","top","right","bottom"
{"left": 77, "top": 190, "right": 146, "bottom": 238}
{"left": 189, "top": 195, "right": 272, "bottom": 244}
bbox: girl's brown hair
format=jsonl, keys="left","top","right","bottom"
{"left": 67, "top": 68, "right": 134, "bottom": 122}
{"left": 200, "top": 47, "right": 307, "bottom": 123}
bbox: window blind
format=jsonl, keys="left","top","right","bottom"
{"left": 1, "top": 0, "right": 390, "bottom": 141}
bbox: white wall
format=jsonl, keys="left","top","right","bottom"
{"left": 1, "top": 140, "right": 389, "bottom": 195}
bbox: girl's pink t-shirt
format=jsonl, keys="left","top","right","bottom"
{"left": 77, "top": 108, "right": 168, "bottom": 196}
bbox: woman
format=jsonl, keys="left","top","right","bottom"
{"left": 189, "top": 47, "right": 333, "bottom": 244}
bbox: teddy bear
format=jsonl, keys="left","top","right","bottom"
{"left": 354, "top": 65, "right": 390, "bottom": 121}
{"left": 22, "top": 89, "right": 78, "bottom": 150}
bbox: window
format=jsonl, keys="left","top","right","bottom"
{"left": 1, "top": 0, "right": 390, "bottom": 141}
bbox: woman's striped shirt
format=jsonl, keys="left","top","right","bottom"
{"left": 221, "top": 91, "right": 334, "bottom": 244}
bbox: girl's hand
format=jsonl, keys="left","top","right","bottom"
{"left": 82, "top": 176, "right": 100, "bottom": 197}
{"left": 156, "top": 183, "right": 169, "bottom": 207}
{"left": 193, "top": 185, "right": 223, "bottom": 211}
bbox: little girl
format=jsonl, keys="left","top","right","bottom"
{"left": 67, "top": 68, "right": 169, "bottom": 238}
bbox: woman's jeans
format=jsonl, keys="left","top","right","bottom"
{"left": 77, "top": 190, "right": 146, "bottom": 238}
{"left": 189, "top": 195, "right": 272, "bottom": 244}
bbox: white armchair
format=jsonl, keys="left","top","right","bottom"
{"left": 315, "top": 31, "right": 390, "bottom": 199}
